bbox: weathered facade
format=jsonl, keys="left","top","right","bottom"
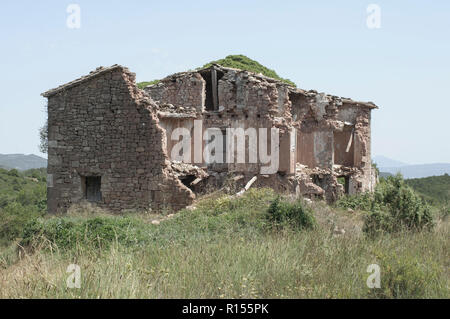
{"left": 42, "top": 64, "right": 377, "bottom": 214}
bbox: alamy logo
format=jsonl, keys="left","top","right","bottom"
{"left": 66, "top": 4, "right": 81, "bottom": 29}
{"left": 366, "top": 264, "right": 381, "bottom": 288}
{"left": 66, "top": 264, "right": 81, "bottom": 289}
{"left": 170, "top": 120, "right": 280, "bottom": 174}
{"left": 366, "top": 4, "right": 381, "bottom": 29}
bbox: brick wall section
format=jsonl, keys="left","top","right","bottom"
{"left": 45, "top": 66, "right": 194, "bottom": 214}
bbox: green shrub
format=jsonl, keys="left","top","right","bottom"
{"left": 21, "top": 216, "right": 151, "bottom": 250}
{"left": 336, "top": 192, "right": 373, "bottom": 211}
{"left": 173, "top": 188, "right": 276, "bottom": 237}
{"left": 364, "top": 174, "right": 434, "bottom": 235}
{"left": 136, "top": 80, "right": 160, "bottom": 89}
{"left": 363, "top": 206, "right": 395, "bottom": 235}
{"left": 267, "top": 197, "right": 316, "bottom": 230}
{"left": 337, "top": 174, "right": 434, "bottom": 235}
{"left": 0, "top": 168, "right": 47, "bottom": 246}
{"left": 19, "top": 189, "right": 278, "bottom": 251}
{"left": 201, "top": 55, "right": 296, "bottom": 87}
{"left": 0, "top": 202, "right": 43, "bottom": 244}
{"left": 0, "top": 195, "right": 9, "bottom": 208}
{"left": 138, "top": 55, "right": 296, "bottom": 92}
{"left": 16, "top": 185, "right": 46, "bottom": 209}
{"left": 368, "top": 251, "right": 442, "bottom": 298}
{"left": 7, "top": 169, "right": 19, "bottom": 177}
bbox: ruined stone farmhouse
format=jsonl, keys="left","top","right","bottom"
{"left": 42, "top": 64, "right": 377, "bottom": 214}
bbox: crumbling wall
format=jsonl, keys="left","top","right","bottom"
{"left": 159, "top": 118, "right": 195, "bottom": 163}
{"left": 147, "top": 67, "right": 291, "bottom": 175}
{"left": 43, "top": 63, "right": 377, "bottom": 215}
{"left": 145, "top": 72, "right": 205, "bottom": 113}
{"left": 352, "top": 107, "right": 373, "bottom": 193}
{"left": 44, "top": 66, "right": 194, "bottom": 214}
{"left": 287, "top": 89, "right": 375, "bottom": 197}
{"left": 144, "top": 65, "right": 377, "bottom": 202}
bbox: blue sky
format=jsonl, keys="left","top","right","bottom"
{"left": 0, "top": 1, "right": 449, "bottom": 164}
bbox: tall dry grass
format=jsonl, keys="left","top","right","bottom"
{"left": 0, "top": 189, "right": 448, "bottom": 298}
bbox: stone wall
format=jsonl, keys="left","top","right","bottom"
{"left": 43, "top": 63, "right": 377, "bottom": 214}
{"left": 44, "top": 66, "right": 194, "bottom": 214}
{"left": 146, "top": 72, "right": 205, "bottom": 113}
{"left": 144, "top": 65, "right": 377, "bottom": 201}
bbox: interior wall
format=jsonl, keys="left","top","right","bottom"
{"left": 314, "top": 130, "right": 334, "bottom": 168}
{"left": 159, "top": 118, "right": 195, "bottom": 163}
{"left": 297, "top": 131, "right": 315, "bottom": 168}
{"left": 333, "top": 129, "right": 354, "bottom": 166}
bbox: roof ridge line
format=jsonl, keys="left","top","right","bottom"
{"left": 42, "top": 64, "right": 126, "bottom": 97}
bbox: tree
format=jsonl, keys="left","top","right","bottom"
{"left": 39, "top": 119, "right": 48, "bottom": 154}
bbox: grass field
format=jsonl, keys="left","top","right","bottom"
{"left": 1, "top": 188, "right": 448, "bottom": 299}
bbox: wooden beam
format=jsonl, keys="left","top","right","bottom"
{"left": 211, "top": 68, "right": 218, "bottom": 111}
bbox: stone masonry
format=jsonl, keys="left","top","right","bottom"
{"left": 42, "top": 63, "right": 378, "bottom": 213}
{"left": 145, "top": 64, "right": 378, "bottom": 203}
{"left": 42, "top": 65, "right": 194, "bottom": 213}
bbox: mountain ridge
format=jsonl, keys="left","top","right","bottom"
{"left": 380, "top": 163, "right": 450, "bottom": 179}
{"left": 373, "top": 155, "right": 408, "bottom": 168}
{"left": 0, "top": 154, "right": 47, "bottom": 171}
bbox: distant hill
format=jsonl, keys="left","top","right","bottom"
{"left": 379, "top": 171, "right": 393, "bottom": 178}
{"left": 374, "top": 155, "right": 450, "bottom": 179}
{"left": 405, "top": 174, "right": 450, "bottom": 206}
{"left": 0, "top": 167, "right": 46, "bottom": 196}
{"left": 373, "top": 155, "right": 408, "bottom": 168}
{"left": 0, "top": 154, "right": 47, "bottom": 171}
{"left": 380, "top": 163, "right": 450, "bottom": 179}
{"left": 137, "top": 54, "right": 296, "bottom": 89}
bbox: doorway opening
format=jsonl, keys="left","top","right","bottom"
{"left": 337, "top": 176, "right": 350, "bottom": 194}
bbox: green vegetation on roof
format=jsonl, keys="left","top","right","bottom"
{"left": 136, "top": 79, "right": 160, "bottom": 89}
{"left": 201, "top": 55, "right": 296, "bottom": 87}
{"left": 137, "top": 55, "right": 296, "bottom": 89}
